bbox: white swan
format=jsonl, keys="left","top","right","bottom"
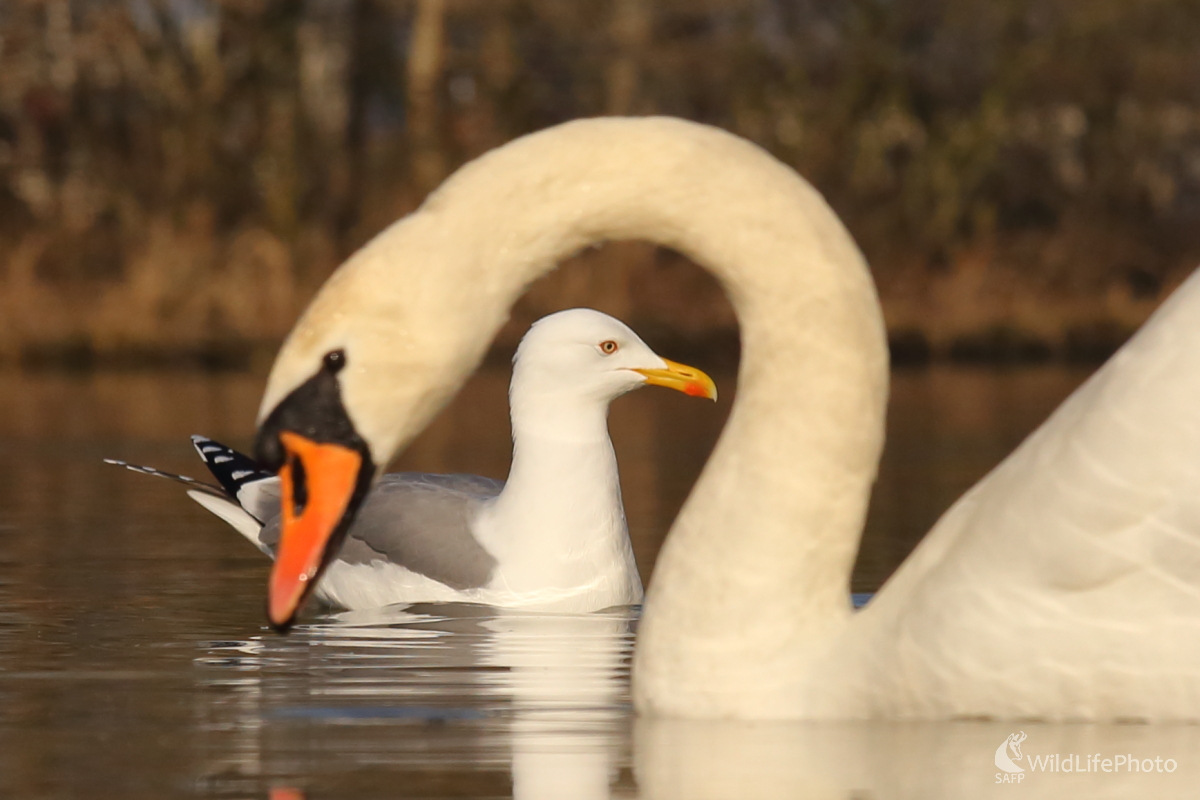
{"left": 252, "top": 116, "right": 1200, "bottom": 720}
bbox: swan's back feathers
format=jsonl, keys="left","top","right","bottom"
{"left": 259, "top": 473, "right": 502, "bottom": 590}
{"left": 843, "top": 269, "right": 1200, "bottom": 720}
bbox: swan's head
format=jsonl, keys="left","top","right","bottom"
{"left": 511, "top": 308, "right": 718, "bottom": 410}
{"left": 254, "top": 307, "right": 714, "bottom": 630}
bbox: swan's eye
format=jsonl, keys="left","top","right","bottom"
{"left": 599, "top": 340, "right": 619, "bottom": 355}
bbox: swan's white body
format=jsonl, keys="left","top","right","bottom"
{"left": 822, "top": 275, "right": 1200, "bottom": 720}
{"left": 257, "top": 116, "right": 1200, "bottom": 720}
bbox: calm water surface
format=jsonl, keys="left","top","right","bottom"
{"left": 2, "top": 365, "right": 1197, "bottom": 798}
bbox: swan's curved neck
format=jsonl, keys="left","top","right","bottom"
{"left": 262, "top": 117, "right": 889, "bottom": 717}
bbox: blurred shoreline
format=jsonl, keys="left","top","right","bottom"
{"left": 1, "top": 234, "right": 1172, "bottom": 371}
{"left": 2, "top": 0, "right": 1198, "bottom": 368}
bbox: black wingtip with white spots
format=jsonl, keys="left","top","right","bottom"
{"left": 190, "top": 435, "right": 274, "bottom": 499}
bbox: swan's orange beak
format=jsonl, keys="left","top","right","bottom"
{"left": 268, "top": 431, "right": 362, "bottom": 630}
{"left": 634, "top": 358, "right": 718, "bottom": 401}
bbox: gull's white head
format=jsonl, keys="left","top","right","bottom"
{"left": 511, "top": 308, "right": 717, "bottom": 408}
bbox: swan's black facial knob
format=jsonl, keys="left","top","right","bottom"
{"left": 256, "top": 349, "right": 357, "bottom": 472}
{"left": 323, "top": 349, "right": 346, "bottom": 374}
{"left": 254, "top": 347, "right": 376, "bottom": 632}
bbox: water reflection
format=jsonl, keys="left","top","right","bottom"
{"left": 634, "top": 719, "right": 1200, "bottom": 799}
{"left": 193, "top": 605, "right": 634, "bottom": 798}
{"left": 483, "top": 612, "right": 631, "bottom": 800}
{"left": 189, "top": 606, "right": 1200, "bottom": 799}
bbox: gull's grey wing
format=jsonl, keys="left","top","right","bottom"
{"left": 260, "top": 472, "right": 502, "bottom": 590}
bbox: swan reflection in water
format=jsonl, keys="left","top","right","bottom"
{"left": 194, "top": 606, "right": 1199, "bottom": 799}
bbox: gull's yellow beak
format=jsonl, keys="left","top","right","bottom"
{"left": 633, "top": 358, "right": 718, "bottom": 401}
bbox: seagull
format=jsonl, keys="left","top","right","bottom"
{"left": 109, "top": 309, "right": 715, "bottom": 621}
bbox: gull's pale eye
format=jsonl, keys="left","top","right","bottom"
{"left": 599, "top": 340, "right": 619, "bottom": 355}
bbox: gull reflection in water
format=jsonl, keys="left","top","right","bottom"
{"left": 194, "top": 603, "right": 634, "bottom": 798}
{"left": 479, "top": 610, "right": 633, "bottom": 800}
{"left": 196, "top": 608, "right": 1200, "bottom": 799}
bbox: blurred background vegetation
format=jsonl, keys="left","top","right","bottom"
{"left": 2, "top": 0, "right": 1199, "bottom": 367}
